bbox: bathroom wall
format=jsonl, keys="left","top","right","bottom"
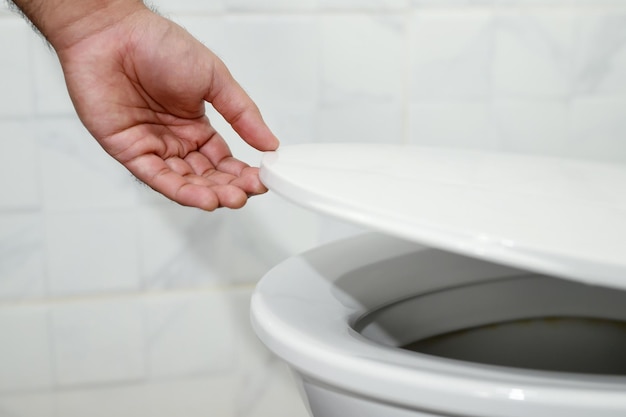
{"left": 0, "top": 0, "right": 625, "bottom": 416}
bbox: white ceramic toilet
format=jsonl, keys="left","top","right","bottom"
{"left": 251, "top": 144, "right": 626, "bottom": 417}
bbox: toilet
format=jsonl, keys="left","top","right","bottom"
{"left": 250, "top": 144, "right": 626, "bottom": 417}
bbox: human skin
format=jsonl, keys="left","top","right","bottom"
{"left": 9, "top": 0, "right": 280, "bottom": 210}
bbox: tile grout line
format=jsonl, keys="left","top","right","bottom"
{"left": 0, "top": 282, "right": 258, "bottom": 309}
{"left": 402, "top": 8, "right": 413, "bottom": 145}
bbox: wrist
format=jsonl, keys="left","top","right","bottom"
{"left": 14, "top": 0, "right": 148, "bottom": 52}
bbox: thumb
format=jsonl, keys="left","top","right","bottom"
{"left": 206, "top": 58, "right": 279, "bottom": 152}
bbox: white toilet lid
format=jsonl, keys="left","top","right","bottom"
{"left": 260, "top": 144, "right": 626, "bottom": 290}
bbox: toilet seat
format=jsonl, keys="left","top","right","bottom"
{"left": 251, "top": 233, "right": 626, "bottom": 417}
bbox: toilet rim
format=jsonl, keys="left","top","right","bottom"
{"left": 250, "top": 233, "right": 626, "bottom": 417}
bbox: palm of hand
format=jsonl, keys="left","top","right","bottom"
{"left": 57, "top": 10, "right": 278, "bottom": 210}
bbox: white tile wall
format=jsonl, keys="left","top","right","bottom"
{"left": 318, "top": 100, "right": 406, "bottom": 144}
{"left": 44, "top": 210, "right": 140, "bottom": 296}
{"left": 141, "top": 377, "right": 239, "bottom": 417}
{"left": 54, "top": 383, "right": 150, "bottom": 417}
{"left": 320, "top": 15, "right": 405, "bottom": 102}
{"left": 1, "top": 0, "right": 626, "bottom": 416}
{"left": 150, "top": 0, "right": 224, "bottom": 14}
{"left": 0, "top": 121, "right": 40, "bottom": 209}
{"left": 319, "top": 14, "right": 406, "bottom": 143}
{"left": 0, "top": 392, "right": 54, "bottom": 417}
{"left": 36, "top": 118, "right": 138, "bottom": 211}
{"left": 241, "top": 363, "right": 310, "bottom": 417}
{"left": 0, "top": 305, "right": 52, "bottom": 392}
{"left": 410, "top": 9, "right": 494, "bottom": 101}
{"left": 226, "top": 0, "right": 316, "bottom": 12}
{"left": 143, "top": 291, "right": 236, "bottom": 377}
{"left": 409, "top": 101, "right": 497, "bottom": 148}
{"left": 573, "top": 10, "right": 626, "bottom": 97}
{"left": 492, "top": 9, "right": 577, "bottom": 99}
{"left": 327, "top": 0, "right": 409, "bottom": 10}
{"left": 494, "top": 99, "right": 569, "bottom": 156}
{"left": 0, "top": 288, "right": 310, "bottom": 417}
{"left": 0, "top": 213, "right": 46, "bottom": 300}
{"left": 50, "top": 298, "right": 145, "bottom": 386}
{"left": 569, "top": 97, "right": 626, "bottom": 162}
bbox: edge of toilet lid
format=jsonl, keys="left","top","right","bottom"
{"left": 260, "top": 144, "right": 626, "bottom": 290}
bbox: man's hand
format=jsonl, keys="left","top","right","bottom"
{"left": 12, "top": 0, "right": 279, "bottom": 210}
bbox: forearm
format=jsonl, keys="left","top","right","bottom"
{"left": 8, "top": 0, "right": 146, "bottom": 51}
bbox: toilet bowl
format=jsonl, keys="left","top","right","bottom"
{"left": 251, "top": 144, "right": 626, "bottom": 417}
{"left": 252, "top": 232, "right": 626, "bottom": 417}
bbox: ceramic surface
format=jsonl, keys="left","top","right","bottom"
{"left": 260, "top": 144, "right": 626, "bottom": 290}
{"left": 251, "top": 233, "right": 626, "bottom": 417}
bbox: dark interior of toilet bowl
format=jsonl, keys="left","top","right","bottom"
{"left": 355, "top": 275, "right": 626, "bottom": 376}
{"left": 405, "top": 316, "right": 626, "bottom": 375}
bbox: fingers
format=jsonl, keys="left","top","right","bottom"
{"left": 126, "top": 153, "right": 263, "bottom": 211}
{"left": 205, "top": 59, "right": 280, "bottom": 152}
{"left": 175, "top": 150, "right": 266, "bottom": 194}
{"left": 139, "top": 155, "right": 221, "bottom": 210}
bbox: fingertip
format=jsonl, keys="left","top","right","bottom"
{"left": 176, "top": 184, "right": 220, "bottom": 211}
{"left": 258, "top": 124, "right": 280, "bottom": 151}
{"left": 267, "top": 132, "right": 280, "bottom": 151}
{"left": 172, "top": 184, "right": 247, "bottom": 211}
{"left": 231, "top": 167, "right": 268, "bottom": 195}
{"left": 231, "top": 108, "right": 280, "bottom": 152}
{"left": 213, "top": 185, "right": 248, "bottom": 209}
